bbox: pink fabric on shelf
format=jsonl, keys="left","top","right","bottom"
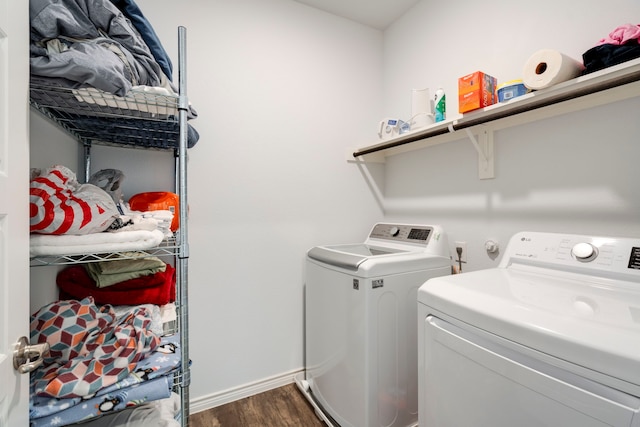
{"left": 597, "top": 23, "right": 640, "bottom": 46}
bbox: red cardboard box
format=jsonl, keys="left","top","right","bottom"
{"left": 458, "top": 71, "right": 497, "bottom": 113}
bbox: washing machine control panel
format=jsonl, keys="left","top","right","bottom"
{"left": 502, "top": 231, "right": 640, "bottom": 279}
{"left": 368, "top": 223, "right": 432, "bottom": 245}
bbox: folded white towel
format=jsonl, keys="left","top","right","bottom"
{"left": 30, "top": 229, "right": 165, "bottom": 257}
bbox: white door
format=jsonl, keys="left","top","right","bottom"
{"left": 0, "top": 1, "right": 30, "bottom": 426}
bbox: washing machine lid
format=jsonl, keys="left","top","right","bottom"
{"left": 307, "top": 243, "right": 451, "bottom": 277}
{"left": 419, "top": 264, "right": 640, "bottom": 393}
{"left": 307, "top": 244, "right": 407, "bottom": 271}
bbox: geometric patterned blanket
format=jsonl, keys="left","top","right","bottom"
{"left": 29, "top": 333, "right": 181, "bottom": 425}
{"left": 30, "top": 297, "right": 160, "bottom": 398}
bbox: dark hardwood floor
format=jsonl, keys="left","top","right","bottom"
{"left": 189, "top": 383, "right": 326, "bottom": 427}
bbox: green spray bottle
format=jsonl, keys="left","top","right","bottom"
{"left": 434, "top": 88, "right": 446, "bottom": 122}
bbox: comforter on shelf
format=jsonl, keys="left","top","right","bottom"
{"left": 108, "top": 0, "right": 174, "bottom": 81}
{"left": 30, "top": 297, "right": 160, "bottom": 398}
{"left": 28, "top": 0, "right": 201, "bottom": 147}
{"left": 29, "top": 332, "right": 182, "bottom": 426}
{"left": 29, "top": 0, "right": 164, "bottom": 96}
{"left": 29, "top": 299, "right": 182, "bottom": 426}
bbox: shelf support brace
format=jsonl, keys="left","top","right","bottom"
{"left": 464, "top": 128, "right": 494, "bottom": 179}
{"left": 82, "top": 140, "right": 92, "bottom": 183}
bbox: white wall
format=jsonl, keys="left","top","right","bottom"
{"left": 30, "top": 0, "right": 384, "bottom": 404}
{"left": 379, "top": 0, "right": 640, "bottom": 272}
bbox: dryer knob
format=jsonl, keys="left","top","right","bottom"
{"left": 572, "top": 242, "right": 597, "bottom": 261}
{"left": 389, "top": 226, "right": 400, "bottom": 237}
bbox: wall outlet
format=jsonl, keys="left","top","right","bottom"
{"left": 455, "top": 241, "right": 467, "bottom": 263}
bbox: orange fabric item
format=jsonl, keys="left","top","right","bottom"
{"left": 129, "top": 192, "right": 179, "bottom": 231}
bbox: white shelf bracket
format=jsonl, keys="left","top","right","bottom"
{"left": 464, "top": 127, "right": 494, "bottom": 179}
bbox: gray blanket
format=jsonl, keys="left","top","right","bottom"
{"left": 30, "top": 0, "right": 164, "bottom": 96}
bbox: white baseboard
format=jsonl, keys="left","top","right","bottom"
{"left": 189, "top": 368, "right": 304, "bottom": 414}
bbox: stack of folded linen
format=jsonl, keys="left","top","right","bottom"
{"left": 57, "top": 256, "right": 175, "bottom": 306}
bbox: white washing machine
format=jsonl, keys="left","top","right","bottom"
{"left": 417, "top": 231, "right": 640, "bottom": 427}
{"left": 299, "top": 223, "right": 451, "bottom": 427}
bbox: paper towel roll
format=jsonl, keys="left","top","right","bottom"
{"left": 411, "top": 88, "right": 434, "bottom": 129}
{"left": 522, "top": 49, "right": 585, "bottom": 90}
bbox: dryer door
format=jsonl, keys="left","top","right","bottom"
{"left": 420, "top": 315, "right": 640, "bottom": 427}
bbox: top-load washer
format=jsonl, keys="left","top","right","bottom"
{"left": 418, "top": 231, "right": 640, "bottom": 427}
{"left": 300, "top": 223, "right": 451, "bottom": 427}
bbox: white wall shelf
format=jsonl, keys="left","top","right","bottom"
{"left": 351, "top": 58, "right": 640, "bottom": 179}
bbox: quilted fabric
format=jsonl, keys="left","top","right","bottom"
{"left": 30, "top": 297, "right": 159, "bottom": 398}
{"left": 29, "top": 334, "right": 181, "bottom": 424}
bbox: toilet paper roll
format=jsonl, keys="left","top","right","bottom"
{"left": 522, "top": 49, "right": 585, "bottom": 90}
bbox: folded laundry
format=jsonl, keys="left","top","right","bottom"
{"left": 108, "top": 0, "right": 174, "bottom": 81}
{"left": 582, "top": 23, "right": 640, "bottom": 75}
{"left": 87, "top": 255, "right": 166, "bottom": 275}
{"left": 57, "top": 263, "right": 176, "bottom": 306}
{"left": 29, "top": 334, "right": 182, "bottom": 426}
{"left": 582, "top": 42, "right": 640, "bottom": 75}
{"left": 85, "top": 256, "right": 167, "bottom": 288}
{"left": 30, "top": 228, "right": 165, "bottom": 257}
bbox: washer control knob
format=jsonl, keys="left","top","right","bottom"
{"left": 572, "top": 242, "right": 597, "bottom": 261}
{"left": 389, "top": 226, "right": 400, "bottom": 237}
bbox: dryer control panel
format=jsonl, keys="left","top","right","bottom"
{"left": 501, "top": 231, "right": 640, "bottom": 280}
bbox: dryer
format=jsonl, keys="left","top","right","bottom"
{"left": 300, "top": 223, "right": 451, "bottom": 427}
{"left": 418, "top": 231, "right": 640, "bottom": 427}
